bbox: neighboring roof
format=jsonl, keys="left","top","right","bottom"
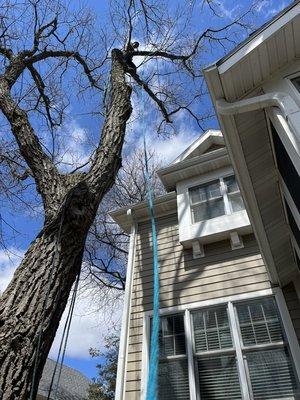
{"left": 38, "top": 359, "right": 90, "bottom": 400}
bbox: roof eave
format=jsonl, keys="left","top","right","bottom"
{"left": 109, "top": 191, "right": 177, "bottom": 232}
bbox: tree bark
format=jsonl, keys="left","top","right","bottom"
{"left": 0, "top": 49, "right": 132, "bottom": 399}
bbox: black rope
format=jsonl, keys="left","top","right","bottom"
{"left": 29, "top": 202, "right": 67, "bottom": 400}
{"left": 47, "top": 272, "right": 80, "bottom": 399}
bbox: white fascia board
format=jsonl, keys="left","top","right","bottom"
{"left": 217, "top": 2, "right": 300, "bottom": 74}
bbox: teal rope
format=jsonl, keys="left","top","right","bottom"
{"left": 144, "top": 136, "right": 160, "bottom": 400}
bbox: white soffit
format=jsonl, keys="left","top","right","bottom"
{"left": 218, "top": 1, "right": 300, "bottom": 75}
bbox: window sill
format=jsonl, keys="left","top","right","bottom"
{"left": 179, "top": 209, "right": 252, "bottom": 246}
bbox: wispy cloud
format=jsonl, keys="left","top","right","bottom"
{"left": 255, "top": 0, "right": 289, "bottom": 18}
{"left": 56, "top": 119, "right": 92, "bottom": 172}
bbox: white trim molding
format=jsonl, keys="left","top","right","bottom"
{"left": 114, "top": 210, "right": 137, "bottom": 400}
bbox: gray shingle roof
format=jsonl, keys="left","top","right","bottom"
{"left": 38, "top": 358, "right": 90, "bottom": 400}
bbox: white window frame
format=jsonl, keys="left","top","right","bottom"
{"left": 189, "top": 174, "right": 244, "bottom": 225}
{"left": 176, "top": 167, "right": 251, "bottom": 246}
{"left": 141, "top": 288, "right": 300, "bottom": 400}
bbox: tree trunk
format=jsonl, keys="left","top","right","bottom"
{"left": 0, "top": 182, "right": 95, "bottom": 399}
{"left": 0, "top": 49, "right": 132, "bottom": 399}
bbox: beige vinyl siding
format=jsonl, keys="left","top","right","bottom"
{"left": 234, "top": 109, "right": 297, "bottom": 283}
{"left": 124, "top": 213, "right": 271, "bottom": 399}
{"left": 283, "top": 282, "right": 300, "bottom": 344}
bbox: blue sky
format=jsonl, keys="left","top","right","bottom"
{"left": 0, "top": 0, "right": 292, "bottom": 381}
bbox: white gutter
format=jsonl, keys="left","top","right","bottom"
{"left": 216, "top": 92, "right": 300, "bottom": 138}
{"left": 115, "top": 209, "right": 137, "bottom": 400}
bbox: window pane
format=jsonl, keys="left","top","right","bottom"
{"left": 192, "top": 198, "right": 225, "bottom": 223}
{"left": 229, "top": 193, "right": 245, "bottom": 213}
{"left": 159, "top": 314, "right": 186, "bottom": 358}
{"left": 246, "top": 348, "right": 298, "bottom": 399}
{"left": 197, "top": 355, "right": 242, "bottom": 400}
{"left": 190, "top": 180, "right": 221, "bottom": 204}
{"left": 192, "top": 307, "right": 233, "bottom": 352}
{"left": 159, "top": 359, "right": 190, "bottom": 400}
{"left": 236, "top": 298, "right": 284, "bottom": 346}
{"left": 291, "top": 76, "right": 300, "bottom": 93}
{"left": 224, "top": 175, "right": 239, "bottom": 193}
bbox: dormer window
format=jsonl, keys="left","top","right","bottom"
{"left": 189, "top": 175, "right": 244, "bottom": 223}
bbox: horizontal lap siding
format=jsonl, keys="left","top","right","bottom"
{"left": 234, "top": 110, "right": 297, "bottom": 283}
{"left": 124, "top": 213, "right": 271, "bottom": 398}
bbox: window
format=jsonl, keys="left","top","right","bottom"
{"left": 153, "top": 297, "right": 299, "bottom": 400}
{"left": 158, "top": 314, "right": 190, "bottom": 400}
{"left": 291, "top": 76, "right": 300, "bottom": 93}
{"left": 189, "top": 175, "right": 244, "bottom": 223}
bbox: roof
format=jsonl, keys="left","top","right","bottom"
{"left": 109, "top": 191, "right": 177, "bottom": 232}
{"left": 171, "top": 130, "right": 223, "bottom": 163}
{"left": 110, "top": 131, "right": 230, "bottom": 231}
{"left": 158, "top": 130, "right": 228, "bottom": 191}
{"left": 38, "top": 359, "right": 90, "bottom": 400}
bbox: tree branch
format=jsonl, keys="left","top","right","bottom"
{"left": 0, "top": 77, "right": 61, "bottom": 210}
{"left": 26, "top": 50, "right": 103, "bottom": 90}
{"left": 128, "top": 68, "right": 171, "bottom": 123}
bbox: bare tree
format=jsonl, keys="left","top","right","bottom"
{"left": 0, "top": 0, "right": 253, "bottom": 397}
{"left": 83, "top": 149, "right": 164, "bottom": 293}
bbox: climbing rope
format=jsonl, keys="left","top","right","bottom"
{"left": 144, "top": 138, "right": 160, "bottom": 400}
{"left": 141, "top": 82, "right": 160, "bottom": 399}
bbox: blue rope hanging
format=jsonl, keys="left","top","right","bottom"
{"left": 143, "top": 136, "right": 160, "bottom": 400}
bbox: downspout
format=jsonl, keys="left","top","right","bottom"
{"left": 216, "top": 92, "right": 300, "bottom": 137}
{"left": 115, "top": 209, "right": 137, "bottom": 400}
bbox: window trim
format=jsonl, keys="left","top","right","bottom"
{"left": 176, "top": 166, "right": 251, "bottom": 245}
{"left": 189, "top": 174, "right": 244, "bottom": 224}
{"left": 141, "top": 288, "right": 300, "bottom": 400}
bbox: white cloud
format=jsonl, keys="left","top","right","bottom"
{"left": 50, "top": 284, "right": 123, "bottom": 360}
{"left": 0, "top": 247, "right": 122, "bottom": 360}
{"left": 57, "top": 120, "right": 92, "bottom": 172}
{"left": 125, "top": 96, "right": 201, "bottom": 166}
{"left": 146, "top": 130, "right": 200, "bottom": 165}
{"left": 0, "top": 248, "right": 24, "bottom": 293}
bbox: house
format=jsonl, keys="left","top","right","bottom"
{"left": 111, "top": 130, "right": 300, "bottom": 400}
{"left": 37, "top": 358, "right": 90, "bottom": 400}
{"left": 204, "top": 1, "right": 300, "bottom": 293}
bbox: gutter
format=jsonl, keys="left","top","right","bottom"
{"left": 216, "top": 92, "right": 300, "bottom": 137}
{"left": 115, "top": 209, "right": 137, "bottom": 400}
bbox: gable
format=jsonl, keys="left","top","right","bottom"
{"left": 203, "top": 143, "right": 225, "bottom": 154}
{"left": 172, "top": 130, "right": 224, "bottom": 164}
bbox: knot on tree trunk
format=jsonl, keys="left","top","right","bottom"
{"left": 63, "top": 180, "right": 95, "bottom": 227}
